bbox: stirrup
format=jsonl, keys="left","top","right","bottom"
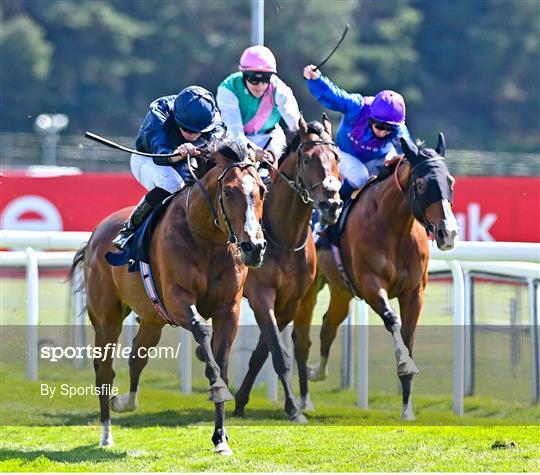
{"left": 112, "top": 230, "right": 135, "bottom": 250}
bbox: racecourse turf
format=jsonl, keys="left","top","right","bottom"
{"left": 1, "top": 276, "right": 539, "bottom": 471}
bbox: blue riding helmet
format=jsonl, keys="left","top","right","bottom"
{"left": 173, "top": 86, "right": 218, "bottom": 133}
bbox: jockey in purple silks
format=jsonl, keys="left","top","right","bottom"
{"left": 217, "top": 46, "right": 301, "bottom": 180}
{"left": 112, "top": 86, "right": 226, "bottom": 249}
{"left": 303, "top": 65, "right": 414, "bottom": 203}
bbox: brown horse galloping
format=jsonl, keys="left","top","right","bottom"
{"left": 70, "top": 140, "right": 267, "bottom": 455}
{"left": 232, "top": 116, "right": 342, "bottom": 422}
{"left": 293, "top": 134, "right": 459, "bottom": 420}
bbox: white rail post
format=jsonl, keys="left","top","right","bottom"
{"left": 464, "top": 271, "right": 475, "bottom": 395}
{"left": 341, "top": 302, "right": 355, "bottom": 389}
{"left": 25, "top": 247, "right": 39, "bottom": 380}
{"left": 356, "top": 300, "right": 369, "bottom": 408}
{"left": 179, "top": 328, "right": 192, "bottom": 393}
{"left": 528, "top": 278, "right": 539, "bottom": 404}
{"left": 73, "top": 266, "right": 87, "bottom": 369}
{"left": 450, "top": 260, "right": 465, "bottom": 415}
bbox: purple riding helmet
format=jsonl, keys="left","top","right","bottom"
{"left": 371, "top": 90, "right": 406, "bottom": 125}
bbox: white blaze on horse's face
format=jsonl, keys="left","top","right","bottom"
{"left": 435, "top": 200, "right": 459, "bottom": 251}
{"left": 241, "top": 175, "right": 265, "bottom": 246}
{"left": 323, "top": 176, "right": 341, "bottom": 193}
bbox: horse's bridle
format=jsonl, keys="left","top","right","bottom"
{"left": 393, "top": 156, "right": 450, "bottom": 234}
{"left": 261, "top": 137, "right": 338, "bottom": 252}
{"left": 274, "top": 139, "right": 338, "bottom": 204}
{"left": 187, "top": 158, "right": 257, "bottom": 245}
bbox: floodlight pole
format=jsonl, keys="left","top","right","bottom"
{"left": 251, "top": 0, "right": 264, "bottom": 45}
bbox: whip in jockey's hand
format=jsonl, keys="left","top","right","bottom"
{"left": 170, "top": 143, "right": 202, "bottom": 163}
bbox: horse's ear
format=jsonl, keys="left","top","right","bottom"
{"left": 298, "top": 115, "right": 308, "bottom": 138}
{"left": 436, "top": 132, "right": 446, "bottom": 157}
{"left": 322, "top": 112, "right": 332, "bottom": 136}
{"left": 400, "top": 136, "right": 418, "bottom": 158}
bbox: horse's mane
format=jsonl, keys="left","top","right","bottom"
{"left": 281, "top": 121, "right": 327, "bottom": 162}
{"left": 211, "top": 137, "right": 250, "bottom": 163}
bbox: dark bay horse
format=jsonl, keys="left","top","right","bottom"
{"left": 231, "top": 116, "right": 342, "bottom": 422}
{"left": 293, "top": 134, "right": 459, "bottom": 420}
{"left": 70, "top": 140, "right": 267, "bottom": 455}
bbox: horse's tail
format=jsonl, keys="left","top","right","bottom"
{"left": 67, "top": 243, "right": 88, "bottom": 316}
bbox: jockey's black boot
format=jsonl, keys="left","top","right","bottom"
{"left": 112, "top": 187, "right": 170, "bottom": 250}
{"left": 339, "top": 179, "right": 356, "bottom": 203}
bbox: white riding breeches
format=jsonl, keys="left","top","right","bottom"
{"left": 130, "top": 153, "right": 184, "bottom": 193}
{"left": 247, "top": 124, "right": 288, "bottom": 160}
{"left": 338, "top": 148, "right": 387, "bottom": 189}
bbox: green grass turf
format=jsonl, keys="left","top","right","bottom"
{"left": 1, "top": 276, "right": 538, "bottom": 471}
{"left": 0, "top": 365, "right": 539, "bottom": 472}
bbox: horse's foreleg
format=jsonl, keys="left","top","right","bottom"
{"left": 92, "top": 322, "right": 123, "bottom": 447}
{"left": 233, "top": 333, "right": 269, "bottom": 417}
{"left": 397, "top": 287, "right": 424, "bottom": 421}
{"left": 248, "top": 292, "right": 305, "bottom": 423}
{"left": 210, "top": 308, "right": 239, "bottom": 456}
{"left": 110, "top": 321, "right": 163, "bottom": 413}
{"left": 308, "top": 285, "right": 352, "bottom": 382}
{"left": 364, "top": 278, "right": 420, "bottom": 378}
{"left": 189, "top": 305, "right": 233, "bottom": 403}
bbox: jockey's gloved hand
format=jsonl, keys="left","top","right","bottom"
{"left": 255, "top": 148, "right": 275, "bottom": 167}
{"left": 170, "top": 143, "right": 201, "bottom": 163}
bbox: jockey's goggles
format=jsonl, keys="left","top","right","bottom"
{"left": 370, "top": 119, "right": 397, "bottom": 132}
{"left": 179, "top": 125, "right": 201, "bottom": 134}
{"left": 243, "top": 71, "right": 273, "bottom": 85}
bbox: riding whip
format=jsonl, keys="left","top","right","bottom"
{"left": 85, "top": 131, "right": 182, "bottom": 158}
{"left": 314, "top": 24, "right": 350, "bottom": 70}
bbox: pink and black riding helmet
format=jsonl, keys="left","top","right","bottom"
{"left": 371, "top": 90, "right": 406, "bottom": 126}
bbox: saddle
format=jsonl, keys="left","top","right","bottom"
{"left": 106, "top": 194, "right": 175, "bottom": 272}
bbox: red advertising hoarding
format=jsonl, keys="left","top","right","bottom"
{"left": 1, "top": 171, "right": 539, "bottom": 242}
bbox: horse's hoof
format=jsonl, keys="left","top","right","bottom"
{"left": 307, "top": 363, "right": 328, "bottom": 381}
{"left": 291, "top": 413, "right": 308, "bottom": 424}
{"left": 397, "top": 358, "right": 420, "bottom": 376}
{"left": 232, "top": 406, "right": 245, "bottom": 418}
{"left": 110, "top": 392, "right": 138, "bottom": 413}
{"left": 215, "top": 441, "right": 233, "bottom": 456}
{"left": 299, "top": 396, "right": 315, "bottom": 411}
{"left": 195, "top": 345, "right": 205, "bottom": 362}
{"left": 208, "top": 383, "right": 233, "bottom": 403}
{"left": 401, "top": 409, "right": 416, "bottom": 421}
{"left": 99, "top": 437, "right": 114, "bottom": 447}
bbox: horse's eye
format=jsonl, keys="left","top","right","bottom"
{"left": 302, "top": 155, "right": 310, "bottom": 165}
{"left": 223, "top": 188, "right": 233, "bottom": 198}
{"left": 415, "top": 177, "right": 428, "bottom": 195}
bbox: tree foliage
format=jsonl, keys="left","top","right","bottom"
{"left": 1, "top": 0, "right": 538, "bottom": 152}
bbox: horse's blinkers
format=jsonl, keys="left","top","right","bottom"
{"left": 409, "top": 157, "right": 453, "bottom": 233}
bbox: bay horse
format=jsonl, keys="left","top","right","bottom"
{"left": 231, "top": 116, "right": 342, "bottom": 422}
{"left": 293, "top": 134, "right": 459, "bottom": 420}
{"left": 69, "top": 139, "right": 267, "bottom": 455}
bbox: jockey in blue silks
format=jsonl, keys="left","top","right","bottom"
{"left": 112, "top": 85, "right": 226, "bottom": 249}
{"left": 303, "top": 65, "right": 413, "bottom": 202}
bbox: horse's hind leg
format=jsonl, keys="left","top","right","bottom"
{"left": 308, "top": 284, "right": 352, "bottom": 382}
{"left": 110, "top": 321, "right": 163, "bottom": 413}
{"left": 232, "top": 333, "right": 269, "bottom": 418}
{"left": 398, "top": 287, "right": 424, "bottom": 421}
{"left": 91, "top": 318, "right": 123, "bottom": 447}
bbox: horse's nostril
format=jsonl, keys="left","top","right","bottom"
{"left": 240, "top": 242, "right": 253, "bottom": 253}
{"left": 319, "top": 201, "right": 330, "bottom": 212}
